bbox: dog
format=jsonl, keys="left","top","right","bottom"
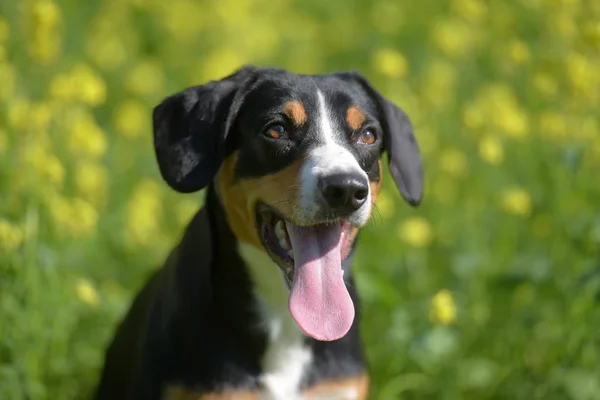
{"left": 94, "top": 65, "right": 423, "bottom": 400}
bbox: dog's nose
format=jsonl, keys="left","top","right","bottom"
{"left": 319, "top": 173, "right": 369, "bottom": 213}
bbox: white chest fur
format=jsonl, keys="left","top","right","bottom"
{"left": 238, "top": 243, "right": 312, "bottom": 400}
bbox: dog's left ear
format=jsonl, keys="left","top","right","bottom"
{"left": 339, "top": 71, "right": 423, "bottom": 206}
{"left": 152, "top": 66, "right": 257, "bottom": 193}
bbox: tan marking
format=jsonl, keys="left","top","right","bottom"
{"left": 369, "top": 160, "right": 384, "bottom": 213}
{"left": 346, "top": 105, "right": 367, "bottom": 131}
{"left": 163, "top": 386, "right": 259, "bottom": 400}
{"left": 217, "top": 151, "right": 304, "bottom": 250}
{"left": 303, "top": 374, "right": 370, "bottom": 399}
{"left": 164, "top": 377, "right": 369, "bottom": 400}
{"left": 283, "top": 100, "right": 308, "bottom": 126}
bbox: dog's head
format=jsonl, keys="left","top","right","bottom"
{"left": 153, "top": 66, "right": 423, "bottom": 341}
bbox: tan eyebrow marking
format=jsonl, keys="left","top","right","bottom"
{"left": 283, "top": 100, "right": 308, "bottom": 126}
{"left": 346, "top": 105, "right": 366, "bottom": 130}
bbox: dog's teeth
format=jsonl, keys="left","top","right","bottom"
{"left": 279, "top": 238, "right": 290, "bottom": 250}
{"left": 275, "top": 220, "right": 286, "bottom": 239}
{"left": 342, "top": 269, "right": 345, "bottom": 277}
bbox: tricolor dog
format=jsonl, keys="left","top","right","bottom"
{"left": 94, "top": 66, "right": 423, "bottom": 400}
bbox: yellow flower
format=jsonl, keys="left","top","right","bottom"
{"left": 485, "top": 85, "right": 528, "bottom": 138}
{"left": 432, "top": 18, "right": 476, "bottom": 58}
{"left": 493, "top": 103, "right": 528, "bottom": 139}
{"left": 397, "top": 217, "right": 433, "bottom": 248}
{"left": 113, "top": 99, "right": 150, "bottom": 139}
{"left": 29, "top": 0, "right": 61, "bottom": 28}
{"left": 7, "top": 98, "right": 31, "bottom": 131}
{"left": 49, "top": 73, "right": 77, "bottom": 101}
{"left": 213, "top": 0, "right": 253, "bottom": 24}
{"left": 126, "top": 180, "right": 164, "bottom": 247}
{"left": 47, "top": 194, "right": 70, "bottom": 229}
{"left": 548, "top": 14, "right": 576, "bottom": 39}
{"left": 556, "top": 0, "right": 580, "bottom": 9}
{"left": 372, "top": 48, "right": 409, "bottom": 79}
{"left": 162, "top": 0, "right": 205, "bottom": 40}
{"left": 429, "top": 289, "right": 457, "bottom": 325}
{"left": 67, "top": 110, "right": 108, "bottom": 158}
{"left": 440, "top": 148, "right": 468, "bottom": 178}
{"left": 465, "top": 83, "right": 529, "bottom": 138}
{"left": 29, "top": 31, "right": 61, "bottom": 64}
{"left": 74, "top": 161, "right": 109, "bottom": 206}
{"left": 422, "top": 59, "right": 456, "bottom": 109}
{"left": 86, "top": 32, "right": 127, "bottom": 70}
{"left": 49, "top": 64, "right": 106, "bottom": 105}
{"left": 462, "top": 102, "right": 485, "bottom": 130}
{"left": 478, "top": 135, "right": 504, "bottom": 165}
{"left": 507, "top": 39, "right": 531, "bottom": 65}
{"left": 0, "top": 220, "right": 24, "bottom": 253}
{"left": 238, "top": 25, "right": 281, "bottom": 60}
{"left": 31, "top": 103, "right": 51, "bottom": 131}
{"left": 201, "top": 49, "right": 247, "bottom": 83}
{"left": 45, "top": 154, "right": 65, "bottom": 185}
{"left": 22, "top": 0, "right": 63, "bottom": 64}
{"left": 71, "top": 64, "right": 107, "bottom": 106}
{"left": 22, "top": 142, "right": 65, "bottom": 186}
{"left": 566, "top": 52, "right": 598, "bottom": 101}
{"left": 501, "top": 187, "right": 532, "bottom": 217}
{"left": 126, "top": 60, "right": 164, "bottom": 96}
{"left": 451, "top": 0, "right": 487, "bottom": 23}
{"left": 48, "top": 196, "right": 98, "bottom": 237}
{"left": 75, "top": 278, "right": 100, "bottom": 306}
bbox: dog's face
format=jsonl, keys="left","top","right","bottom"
{"left": 153, "top": 66, "right": 423, "bottom": 341}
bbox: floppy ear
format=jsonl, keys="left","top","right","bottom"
{"left": 152, "top": 66, "right": 257, "bottom": 193}
{"left": 341, "top": 71, "right": 423, "bottom": 206}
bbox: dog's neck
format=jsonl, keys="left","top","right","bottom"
{"left": 204, "top": 183, "right": 267, "bottom": 343}
{"left": 204, "top": 182, "right": 365, "bottom": 397}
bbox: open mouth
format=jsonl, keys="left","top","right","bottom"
{"left": 255, "top": 203, "right": 356, "bottom": 342}
{"left": 256, "top": 204, "right": 354, "bottom": 284}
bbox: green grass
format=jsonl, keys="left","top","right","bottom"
{"left": 1, "top": 0, "right": 600, "bottom": 398}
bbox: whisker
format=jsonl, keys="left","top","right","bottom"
{"left": 369, "top": 203, "right": 383, "bottom": 227}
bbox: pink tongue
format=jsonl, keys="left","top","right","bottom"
{"left": 285, "top": 222, "right": 355, "bottom": 341}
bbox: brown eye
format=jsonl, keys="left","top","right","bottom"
{"left": 359, "top": 128, "right": 376, "bottom": 145}
{"left": 265, "top": 124, "right": 286, "bottom": 139}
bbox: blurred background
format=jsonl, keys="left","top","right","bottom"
{"left": 1, "top": 0, "right": 599, "bottom": 398}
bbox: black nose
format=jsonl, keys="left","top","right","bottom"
{"left": 319, "top": 173, "right": 369, "bottom": 213}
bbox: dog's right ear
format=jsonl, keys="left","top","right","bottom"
{"left": 152, "top": 66, "right": 257, "bottom": 193}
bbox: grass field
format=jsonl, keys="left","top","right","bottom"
{"left": 1, "top": 0, "right": 600, "bottom": 398}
